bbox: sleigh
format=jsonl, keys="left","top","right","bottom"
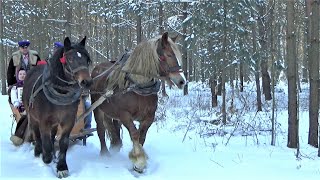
{"left": 10, "top": 98, "right": 95, "bottom": 146}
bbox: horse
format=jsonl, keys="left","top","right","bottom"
{"left": 22, "top": 37, "right": 92, "bottom": 178}
{"left": 90, "top": 32, "right": 186, "bottom": 173}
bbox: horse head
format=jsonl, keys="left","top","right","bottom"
{"left": 156, "top": 32, "right": 186, "bottom": 89}
{"left": 63, "top": 37, "right": 93, "bottom": 90}
{"left": 42, "top": 37, "right": 93, "bottom": 105}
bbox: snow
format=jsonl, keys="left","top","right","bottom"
{"left": 1, "top": 82, "right": 320, "bottom": 179}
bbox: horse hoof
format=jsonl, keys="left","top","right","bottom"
{"left": 133, "top": 166, "right": 144, "bottom": 174}
{"left": 110, "top": 144, "right": 122, "bottom": 153}
{"left": 100, "top": 150, "right": 111, "bottom": 157}
{"left": 42, "top": 154, "right": 53, "bottom": 164}
{"left": 57, "top": 170, "right": 69, "bottom": 178}
{"left": 10, "top": 135, "right": 23, "bottom": 146}
{"left": 34, "top": 149, "right": 41, "bottom": 157}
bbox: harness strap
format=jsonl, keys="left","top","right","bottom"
{"left": 29, "top": 74, "right": 44, "bottom": 108}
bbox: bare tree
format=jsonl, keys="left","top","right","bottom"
{"left": 0, "top": 0, "right": 6, "bottom": 95}
{"left": 270, "top": 0, "right": 276, "bottom": 146}
{"left": 302, "top": 0, "right": 311, "bottom": 83}
{"left": 136, "top": 2, "right": 142, "bottom": 44}
{"left": 221, "top": 0, "right": 227, "bottom": 124}
{"left": 257, "top": 0, "right": 272, "bottom": 101}
{"left": 286, "top": 0, "right": 298, "bottom": 148}
{"left": 307, "top": 0, "right": 319, "bottom": 148}
{"left": 251, "top": 7, "right": 262, "bottom": 112}
{"left": 65, "top": 0, "right": 72, "bottom": 38}
{"left": 158, "top": 2, "right": 168, "bottom": 97}
{"left": 182, "top": 2, "right": 188, "bottom": 95}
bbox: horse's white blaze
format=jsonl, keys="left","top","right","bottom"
{"left": 77, "top": 52, "right": 82, "bottom": 58}
{"left": 180, "top": 72, "right": 187, "bottom": 83}
{"left": 174, "top": 56, "right": 186, "bottom": 83}
{"left": 176, "top": 57, "right": 182, "bottom": 67}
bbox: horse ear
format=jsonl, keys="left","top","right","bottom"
{"left": 161, "top": 32, "right": 169, "bottom": 46}
{"left": 171, "top": 34, "right": 179, "bottom": 42}
{"left": 79, "top": 36, "right": 86, "bottom": 47}
{"left": 64, "top": 37, "right": 71, "bottom": 50}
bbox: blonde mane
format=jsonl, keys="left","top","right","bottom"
{"left": 106, "top": 35, "right": 181, "bottom": 90}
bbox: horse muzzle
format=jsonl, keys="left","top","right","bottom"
{"left": 75, "top": 68, "right": 93, "bottom": 89}
{"left": 168, "top": 72, "right": 186, "bottom": 89}
{"left": 79, "top": 78, "right": 93, "bottom": 89}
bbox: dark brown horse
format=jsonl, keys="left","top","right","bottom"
{"left": 91, "top": 32, "right": 186, "bottom": 173}
{"left": 22, "top": 37, "right": 92, "bottom": 178}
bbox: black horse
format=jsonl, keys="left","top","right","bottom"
{"left": 22, "top": 37, "right": 92, "bottom": 178}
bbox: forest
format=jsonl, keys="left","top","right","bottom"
{"left": 0, "top": 0, "right": 319, "bottom": 159}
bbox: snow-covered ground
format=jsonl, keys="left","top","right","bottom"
{"left": 0, "top": 82, "right": 319, "bottom": 180}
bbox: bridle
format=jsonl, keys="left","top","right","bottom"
{"left": 58, "top": 51, "right": 90, "bottom": 87}
{"left": 158, "top": 54, "right": 183, "bottom": 77}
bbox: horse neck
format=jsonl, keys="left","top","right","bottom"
{"left": 121, "top": 40, "right": 159, "bottom": 85}
{"left": 48, "top": 60, "right": 74, "bottom": 87}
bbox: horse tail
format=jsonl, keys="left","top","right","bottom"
{"left": 103, "top": 117, "right": 123, "bottom": 144}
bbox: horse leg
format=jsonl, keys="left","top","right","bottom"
{"left": 121, "top": 112, "right": 148, "bottom": 173}
{"left": 106, "top": 118, "right": 123, "bottom": 153}
{"left": 138, "top": 113, "right": 155, "bottom": 146}
{"left": 94, "top": 108, "right": 110, "bottom": 156}
{"left": 40, "top": 122, "right": 54, "bottom": 164}
{"left": 56, "top": 121, "right": 73, "bottom": 178}
{"left": 31, "top": 121, "right": 42, "bottom": 157}
{"left": 51, "top": 125, "right": 58, "bottom": 160}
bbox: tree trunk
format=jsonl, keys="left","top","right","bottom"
{"left": 221, "top": 0, "right": 227, "bottom": 124}
{"left": 94, "top": 15, "right": 99, "bottom": 62}
{"left": 208, "top": 38, "right": 218, "bottom": 107}
{"left": 302, "top": 0, "right": 312, "bottom": 83}
{"left": 65, "top": 0, "right": 72, "bottom": 38}
{"left": 210, "top": 76, "right": 218, "bottom": 107}
{"left": 308, "top": 0, "right": 319, "bottom": 148}
{"left": 286, "top": 0, "right": 298, "bottom": 148}
{"left": 159, "top": 2, "right": 168, "bottom": 97}
{"left": 113, "top": 0, "right": 120, "bottom": 58}
{"left": 257, "top": 1, "right": 272, "bottom": 101}
{"left": 240, "top": 58, "right": 244, "bottom": 92}
{"left": 270, "top": 0, "right": 276, "bottom": 146}
{"left": 182, "top": 2, "right": 188, "bottom": 95}
{"left": 189, "top": 49, "right": 193, "bottom": 82}
{"left": 136, "top": 3, "right": 142, "bottom": 44}
{"left": 0, "top": 0, "right": 6, "bottom": 95}
{"left": 252, "top": 10, "right": 262, "bottom": 112}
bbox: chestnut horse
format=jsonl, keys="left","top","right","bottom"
{"left": 22, "top": 37, "right": 92, "bottom": 178}
{"left": 91, "top": 32, "right": 186, "bottom": 173}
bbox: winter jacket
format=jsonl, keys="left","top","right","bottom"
{"left": 7, "top": 50, "right": 40, "bottom": 86}
{"left": 10, "top": 81, "right": 24, "bottom": 112}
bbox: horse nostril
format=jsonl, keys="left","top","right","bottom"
{"left": 179, "top": 80, "right": 185, "bottom": 85}
{"left": 80, "top": 79, "right": 93, "bottom": 88}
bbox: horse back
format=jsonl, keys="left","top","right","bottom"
{"left": 22, "top": 65, "right": 45, "bottom": 107}
{"left": 91, "top": 61, "right": 114, "bottom": 92}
